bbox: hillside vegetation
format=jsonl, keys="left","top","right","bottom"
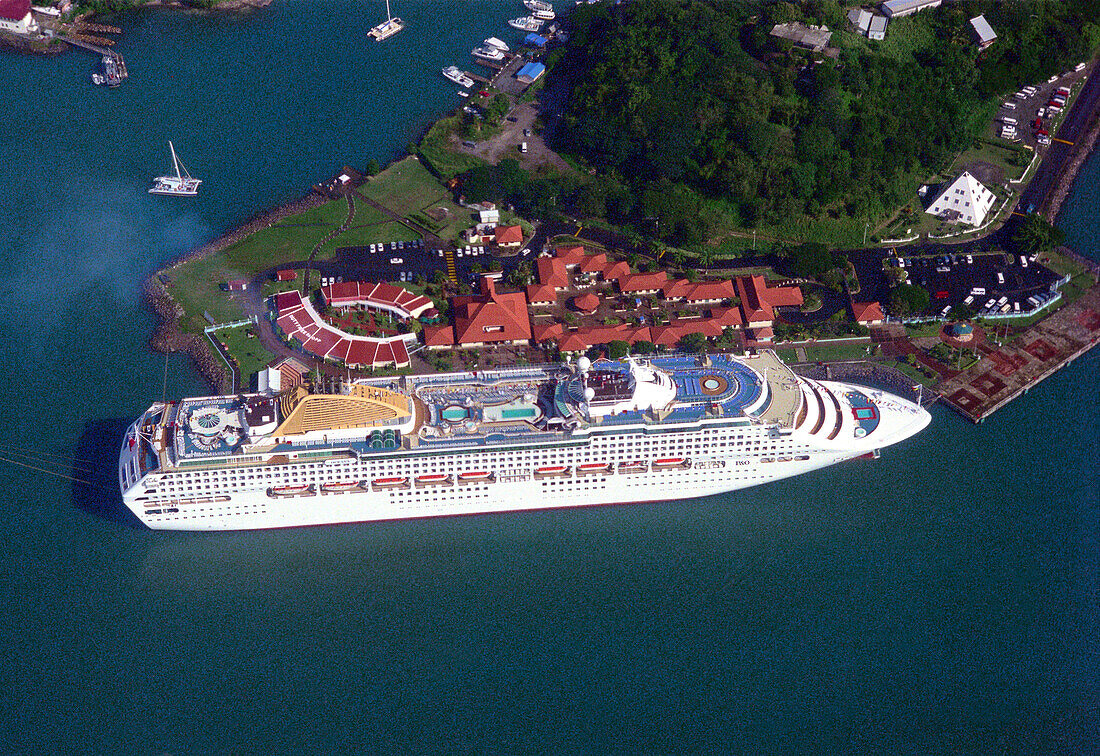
{"left": 545, "top": 0, "right": 1100, "bottom": 247}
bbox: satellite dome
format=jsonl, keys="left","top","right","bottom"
{"left": 577, "top": 356, "right": 591, "bottom": 373}
{"left": 584, "top": 387, "right": 596, "bottom": 402}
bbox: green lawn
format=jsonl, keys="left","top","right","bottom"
{"left": 775, "top": 348, "right": 798, "bottom": 363}
{"left": 214, "top": 324, "right": 275, "bottom": 384}
{"left": 801, "top": 342, "right": 872, "bottom": 362}
{"left": 318, "top": 222, "right": 422, "bottom": 258}
{"left": 357, "top": 156, "right": 476, "bottom": 241}
{"left": 950, "top": 139, "right": 1030, "bottom": 183}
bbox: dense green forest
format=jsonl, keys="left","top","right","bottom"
{"left": 536, "top": 0, "right": 1100, "bottom": 246}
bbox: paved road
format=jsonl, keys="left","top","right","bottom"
{"left": 1017, "top": 67, "right": 1100, "bottom": 219}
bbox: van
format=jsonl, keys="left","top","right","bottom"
{"left": 997, "top": 295, "right": 1009, "bottom": 307}
{"left": 1003, "top": 101, "right": 1016, "bottom": 110}
{"left": 996, "top": 272, "right": 1005, "bottom": 284}
{"left": 972, "top": 287, "right": 986, "bottom": 296}
{"left": 1013, "top": 301, "right": 1021, "bottom": 313}
{"left": 1020, "top": 255, "right": 1028, "bottom": 268}
{"left": 520, "top": 142, "right": 528, "bottom": 153}
{"left": 964, "top": 295, "right": 976, "bottom": 306}
{"left": 1057, "top": 86, "right": 1071, "bottom": 96}
{"left": 1002, "top": 116, "right": 1017, "bottom": 125}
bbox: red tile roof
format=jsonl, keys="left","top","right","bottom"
{"left": 618, "top": 271, "right": 668, "bottom": 293}
{"left": 709, "top": 306, "right": 744, "bottom": 328}
{"left": 536, "top": 256, "right": 569, "bottom": 289}
{"left": 852, "top": 301, "right": 884, "bottom": 323}
{"left": 422, "top": 324, "right": 456, "bottom": 347}
{"left": 578, "top": 253, "right": 609, "bottom": 274}
{"left": 525, "top": 283, "right": 558, "bottom": 304}
{"left": 451, "top": 277, "right": 532, "bottom": 344}
{"left": 601, "top": 261, "right": 631, "bottom": 281}
{"left": 684, "top": 279, "right": 736, "bottom": 302}
{"left": 495, "top": 225, "right": 524, "bottom": 245}
{"left": 276, "top": 269, "right": 297, "bottom": 281}
{"left": 321, "top": 280, "right": 434, "bottom": 318}
{"left": 532, "top": 321, "right": 564, "bottom": 343}
{"left": 554, "top": 245, "right": 587, "bottom": 266}
{"left": 735, "top": 275, "right": 803, "bottom": 325}
{"left": 271, "top": 290, "right": 412, "bottom": 368}
{"left": 0, "top": 0, "right": 29, "bottom": 21}
{"left": 573, "top": 293, "right": 600, "bottom": 312}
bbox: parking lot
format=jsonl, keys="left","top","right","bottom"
{"left": 994, "top": 62, "right": 1089, "bottom": 148}
{"left": 850, "top": 247, "right": 1062, "bottom": 319}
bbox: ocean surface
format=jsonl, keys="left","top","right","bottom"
{"left": 0, "top": 2, "right": 1097, "bottom": 751}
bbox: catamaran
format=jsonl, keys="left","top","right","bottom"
{"left": 369, "top": 0, "right": 404, "bottom": 40}
{"left": 149, "top": 142, "right": 201, "bottom": 196}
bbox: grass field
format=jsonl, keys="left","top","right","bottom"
{"left": 213, "top": 324, "right": 275, "bottom": 383}
{"left": 418, "top": 117, "right": 490, "bottom": 180}
{"left": 317, "top": 222, "right": 422, "bottom": 258}
{"left": 358, "top": 156, "right": 475, "bottom": 241}
{"left": 801, "top": 341, "right": 873, "bottom": 362}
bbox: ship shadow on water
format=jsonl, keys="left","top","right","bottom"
{"left": 71, "top": 418, "right": 145, "bottom": 529}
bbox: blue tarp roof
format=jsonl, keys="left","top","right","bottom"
{"left": 524, "top": 33, "right": 548, "bottom": 46}
{"left": 516, "top": 62, "right": 546, "bottom": 83}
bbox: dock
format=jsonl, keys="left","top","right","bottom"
{"left": 60, "top": 35, "right": 128, "bottom": 86}
{"left": 936, "top": 282, "right": 1100, "bottom": 422}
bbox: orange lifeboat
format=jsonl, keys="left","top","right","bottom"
{"left": 371, "top": 477, "right": 410, "bottom": 490}
{"left": 652, "top": 457, "right": 691, "bottom": 470}
{"left": 415, "top": 474, "right": 453, "bottom": 487}
{"left": 577, "top": 462, "right": 613, "bottom": 476}
{"left": 458, "top": 471, "right": 494, "bottom": 484}
{"left": 533, "top": 466, "right": 571, "bottom": 478}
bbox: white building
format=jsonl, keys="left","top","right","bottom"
{"left": 0, "top": 0, "right": 38, "bottom": 34}
{"left": 969, "top": 15, "right": 997, "bottom": 49}
{"left": 848, "top": 8, "right": 888, "bottom": 40}
{"left": 881, "top": 0, "right": 941, "bottom": 19}
{"left": 925, "top": 171, "right": 997, "bottom": 227}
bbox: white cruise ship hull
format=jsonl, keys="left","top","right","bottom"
{"left": 119, "top": 371, "right": 929, "bottom": 532}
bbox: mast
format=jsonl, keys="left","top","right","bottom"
{"left": 169, "top": 141, "right": 182, "bottom": 182}
{"left": 385, "top": 0, "right": 392, "bottom": 20}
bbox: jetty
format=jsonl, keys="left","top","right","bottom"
{"left": 60, "top": 35, "right": 128, "bottom": 86}
{"left": 936, "top": 283, "right": 1100, "bottom": 422}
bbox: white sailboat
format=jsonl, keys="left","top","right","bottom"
{"left": 369, "top": 0, "right": 405, "bottom": 40}
{"left": 149, "top": 142, "right": 201, "bottom": 196}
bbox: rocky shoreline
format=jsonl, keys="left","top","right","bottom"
{"left": 1048, "top": 96, "right": 1100, "bottom": 222}
{"left": 146, "top": 191, "right": 327, "bottom": 390}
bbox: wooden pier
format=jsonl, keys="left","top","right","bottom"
{"left": 936, "top": 282, "right": 1100, "bottom": 422}
{"left": 62, "top": 35, "right": 128, "bottom": 86}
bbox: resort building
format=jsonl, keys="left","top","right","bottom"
{"left": 424, "top": 276, "right": 532, "bottom": 348}
{"left": 880, "top": 0, "right": 941, "bottom": 18}
{"left": 0, "top": 0, "right": 37, "bottom": 34}
{"left": 734, "top": 275, "right": 805, "bottom": 329}
{"left": 272, "top": 291, "right": 414, "bottom": 369}
{"left": 925, "top": 171, "right": 996, "bottom": 227}
{"left": 320, "top": 281, "right": 436, "bottom": 321}
{"left": 851, "top": 301, "right": 885, "bottom": 326}
{"left": 494, "top": 224, "right": 524, "bottom": 249}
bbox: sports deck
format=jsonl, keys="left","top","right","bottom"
{"left": 936, "top": 283, "right": 1100, "bottom": 422}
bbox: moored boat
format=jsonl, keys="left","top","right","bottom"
{"left": 442, "top": 65, "right": 474, "bottom": 88}
{"left": 524, "top": 0, "right": 552, "bottom": 12}
{"left": 149, "top": 141, "right": 202, "bottom": 196}
{"left": 484, "top": 36, "right": 510, "bottom": 52}
{"left": 508, "top": 16, "right": 543, "bottom": 32}
{"left": 368, "top": 0, "right": 404, "bottom": 40}
{"left": 472, "top": 45, "right": 506, "bottom": 61}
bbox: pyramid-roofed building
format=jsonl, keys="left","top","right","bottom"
{"left": 925, "top": 171, "right": 997, "bottom": 227}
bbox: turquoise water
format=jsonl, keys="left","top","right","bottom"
{"left": 0, "top": 3, "right": 1097, "bottom": 751}
{"left": 502, "top": 406, "right": 537, "bottom": 419}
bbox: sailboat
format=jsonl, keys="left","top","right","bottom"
{"left": 369, "top": 0, "right": 405, "bottom": 40}
{"left": 149, "top": 142, "right": 201, "bottom": 196}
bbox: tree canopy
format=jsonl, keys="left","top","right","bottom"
{"left": 548, "top": 0, "right": 1100, "bottom": 244}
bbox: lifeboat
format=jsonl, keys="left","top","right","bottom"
{"left": 415, "top": 473, "right": 453, "bottom": 487}
{"left": 534, "top": 465, "right": 571, "bottom": 479}
{"left": 652, "top": 457, "right": 691, "bottom": 470}
{"left": 268, "top": 484, "right": 315, "bottom": 498}
{"left": 321, "top": 481, "right": 362, "bottom": 493}
{"left": 458, "top": 471, "right": 495, "bottom": 484}
{"left": 371, "top": 477, "right": 410, "bottom": 490}
{"left": 576, "top": 462, "right": 613, "bottom": 476}
{"left": 618, "top": 460, "right": 648, "bottom": 474}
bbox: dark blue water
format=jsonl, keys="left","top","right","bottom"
{"left": 0, "top": 3, "right": 1097, "bottom": 751}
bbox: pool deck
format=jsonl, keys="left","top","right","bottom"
{"left": 936, "top": 282, "right": 1100, "bottom": 423}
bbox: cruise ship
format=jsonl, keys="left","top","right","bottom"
{"left": 118, "top": 353, "right": 930, "bottom": 531}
